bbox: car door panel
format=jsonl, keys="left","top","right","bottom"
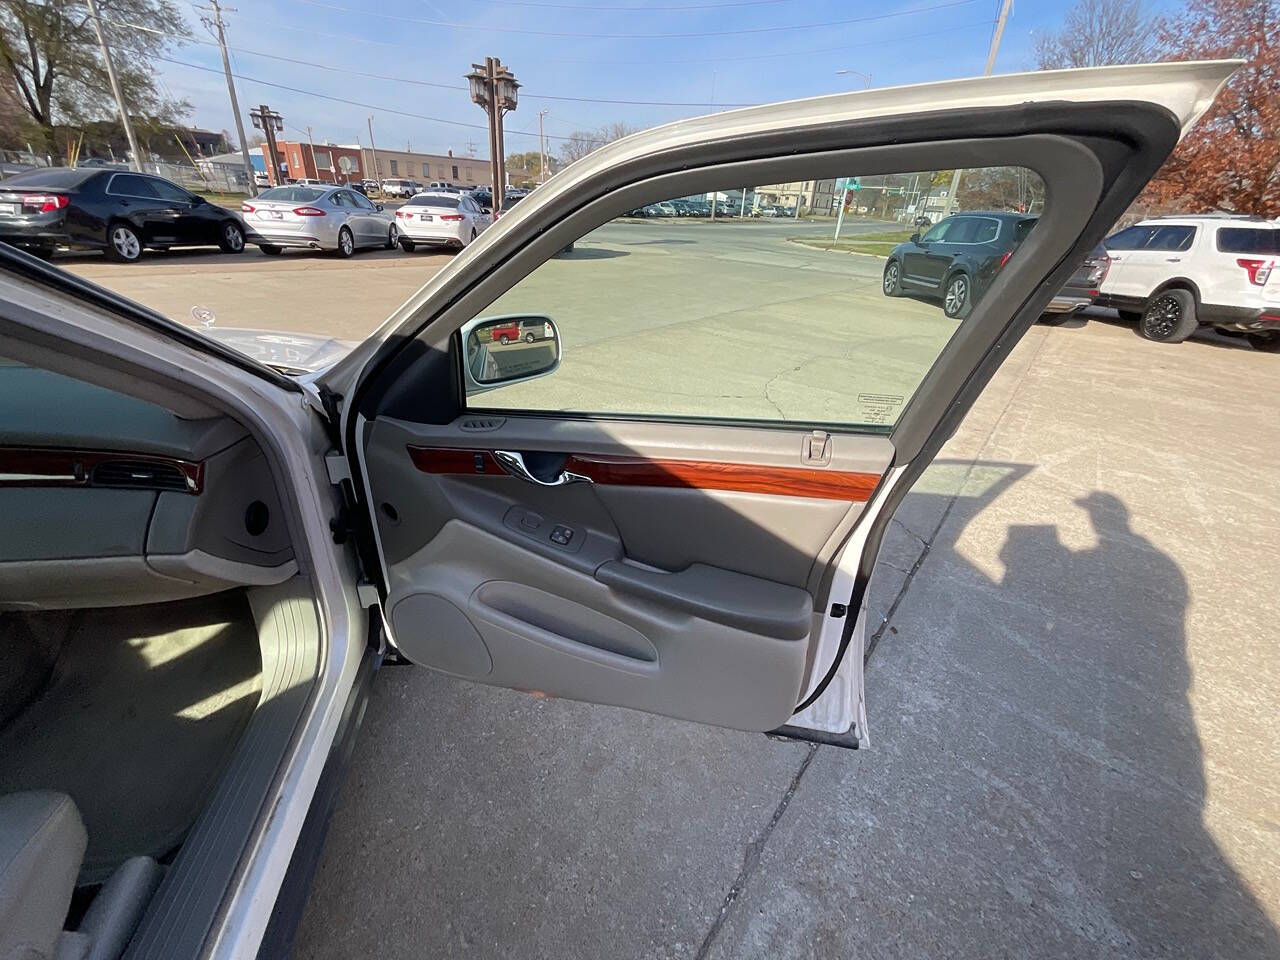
{"left": 335, "top": 62, "right": 1235, "bottom": 744}
{"left": 362, "top": 414, "right": 890, "bottom": 729}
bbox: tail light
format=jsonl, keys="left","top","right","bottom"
{"left": 997, "top": 250, "right": 1013, "bottom": 268}
{"left": 1237, "top": 258, "right": 1274, "bottom": 286}
{"left": 394, "top": 210, "right": 405, "bottom": 218}
{"left": 241, "top": 202, "right": 255, "bottom": 213}
{"left": 293, "top": 206, "right": 325, "bottom": 217}
{"left": 439, "top": 214, "right": 464, "bottom": 221}
{"left": 1088, "top": 255, "right": 1111, "bottom": 286}
{"left": 21, "top": 194, "right": 70, "bottom": 213}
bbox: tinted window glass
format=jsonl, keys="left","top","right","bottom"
{"left": 407, "top": 194, "right": 459, "bottom": 208}
{"left": 1144, "top": 225, "right": 1196, "bottom": 251}
{"left": 1013, "top": 218, "right": 1037, "bottom": 242}
{"left": 968, "top": 219, "right": 1000, "bottom": 243}
{"left": 921, "top": 219, "right": 956, "bottom": 242}
{"left": 1217, "top": 228, "right": 1280, "bottom": 254}
{"left": 256, "top": 186, "right": 326, "bottom": 203}
{"left": 149, "top": 178, "right": 192, "bottom": 203}
{"left": 1105, "top": 226, "right": 1152, "bottom": 250}
{"left": 1, "top": 168, "right": 99, "bottom": 188}
{"left": 107, "top": 174, "right": 159, "bottom": 198}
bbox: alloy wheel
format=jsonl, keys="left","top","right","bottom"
{"left": 111, "top": 226, "right": 140, "bottom": 261}
{"left": 883, "top": 262, "right": 899, "bottom": 294}
{"left": 1143, "top": 295, "right": 1180, "bottom": 339}
{"left": 223, "top": 223, "right": 244, "bottom": 252}
{"left": 944, "top": 275, "right": 967, "bottom": 316}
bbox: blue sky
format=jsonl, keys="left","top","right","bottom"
{"left": 153, "top": 0, "right": 1132, "bottom": 157}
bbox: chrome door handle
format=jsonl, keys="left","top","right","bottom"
{"left": 1166, "top": 257, "right": 1182, "bottom": 262}
{"left": 493, "top": 450, "right": 591, "bottom": 486}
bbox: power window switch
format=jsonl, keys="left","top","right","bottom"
{"left": 549, "top": 525, "right": 574, "bottom": 546}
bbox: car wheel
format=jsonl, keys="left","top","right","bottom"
{"left": 1138, "top": 289, "right": 1197, "bottom": 343}
{"left": 218, "top": 221, "right": 245, "bottom": 253}
{"left": 28, "top": 245, "right": 54, "bottom": 260}
{"left": 942, "top": 272, "right": 971, "bottom": 319}
{"left": 1117, "top": 309, "right": 1142, "bottom": 323}
{"left": 882, "top": 260, "right": 902, "bottom": 297}
{"left": 1246, "top": 332, "right": 1280, "bottom": 353}
{"left": 105, "top": 222, "right": 142, "bottom": 263}
{"left": 399, "top": 238, "right": 415, "bottom": 252}
{"left": 385, "top": 224, "right": 397, "bottom": 249}
{"left": 499, "top": 335, "right": 510, "bottom": 344}
{"left": 334, "top": 226, "right": 354, "bottom": 258}
{"left": 258, "top": 244, "right": 283, "bottom": 256}
{"left": 524, "top": 333, "right": 535, "bottom": 343}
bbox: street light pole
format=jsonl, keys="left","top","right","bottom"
{"left": 467, "top": 58, "right": 520, "bottom": 213}
{"left": 85, "top": 0, "right": 142, "bottom": 172}
{"left": 367, "top": 117, "right": 382, "bottom": 188}
{"left": 940, "top": 0, "right": 1013, "bottom": 219}
{"left": 200, "top": 0, "right": 256, "bottom": 195}
{"left": 537, "top": 109, "right": 549, "bottom": 183}
{"left": 249, "top": 105, "right": 284, "bottom": 184}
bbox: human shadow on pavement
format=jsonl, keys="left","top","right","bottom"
{"left": 867, "top": 480, "right": 1279, "bottom": 958}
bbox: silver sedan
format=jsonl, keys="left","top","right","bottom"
{"left": 241, "top": 185, "right": 397, "bottom": 257}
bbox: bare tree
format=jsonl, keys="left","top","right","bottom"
{"left": 1034, "top": 0, "right": 1156, "bottom": 69}
{"left": 557, "top": 122, "right": 640, "bottom": 166}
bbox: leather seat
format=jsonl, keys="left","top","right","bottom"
{"left": 0, "top": 792, "right": 162, "bottom": 960}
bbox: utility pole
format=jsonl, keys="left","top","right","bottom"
{"left": 367, "top": 116, "right": 382, "bottom": 187}
{"left": 249, "top": 105, "right": 284, "bottom": 184}
{"left": 466, "top": 58, "right": 520, "bottom": 212}
{"left": 85, "top": 0, "right": 142, "bottom": 172}
{"left": 940, "top": 0, "right": 1013, "bottom": 219}
{"left": 305, "top": 125, "right": 321, "bottom": 180}
{"left": 537, "top": 109, "right": 548, "bottom": 183}
{"left": 199, "top": 0, "right": 255, "bottom": 195}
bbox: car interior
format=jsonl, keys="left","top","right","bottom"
{"left": 0, "top": 350, "right": 317, "bottom": 960}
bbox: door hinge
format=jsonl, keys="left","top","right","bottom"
{"left": 325, "top": 452, "right": 352, "bottom": 485}
{"left": 803, "top": 429, "right": 831, "bottom": 465}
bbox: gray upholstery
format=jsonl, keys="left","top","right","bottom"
{"left": 77, "top": 857, "right": 162, "bottom": 960}
{"left": 0, "top": 791, "right": 86, "bottom": 960}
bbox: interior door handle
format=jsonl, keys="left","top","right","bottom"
{"left": 493, "top": 450, "right": 591, "bottom": 486}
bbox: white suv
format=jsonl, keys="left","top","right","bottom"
{"left": 1095, "top": 215, "right": 1280, "bottom": 350}
{"left": 380, "top": 178, "right": 417, "bottom": 199}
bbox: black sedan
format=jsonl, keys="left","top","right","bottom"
{"left": 0, "top": 167, "right": 246, "bottom": 262}
{"left": 882, "top": 211, "right": 1036, "bottom": 319}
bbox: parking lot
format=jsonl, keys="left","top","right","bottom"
{"left": 64, "top": 218, "right": 1280, "bottom": 958}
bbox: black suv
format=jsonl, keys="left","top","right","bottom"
{"left": 882, "top": 211, "right": 1036, "bottom": 318}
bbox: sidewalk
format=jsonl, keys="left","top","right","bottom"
{"left": 295, "top": 315, "right": 1280, "bottom": 959}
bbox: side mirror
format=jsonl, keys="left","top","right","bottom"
{"left": 482, "top": 207, "right": 492, "bottom": 215}
{"left": 910, "top": 233, "right": 922, "bottom": 243}
{"left": 461, "top": 315, "right": 560, "bottom": 395}
{"left": 376, "top": 203, "right": 384, "bottom": 212}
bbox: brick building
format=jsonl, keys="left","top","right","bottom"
{"left": 259, "top": 142, "right": 365, "bottom": 185}
{"left": 349, "top": 147, "right": 486, "bottom": 188}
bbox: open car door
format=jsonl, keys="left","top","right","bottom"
{"left": 325, "top": 62, "right": 1234, "bottom": 747}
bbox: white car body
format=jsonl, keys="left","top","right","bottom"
{"left": 1096, "top": 215, "right": 1280, "bottom": 344}
{"left": 394, "top": 192, "right": 491, "bottom": 249}
{"left": 380, "top": 178, "right": 416, "bottom": 199}
{"left": 0, "top": 61, "right": 1238, "bottom": 960}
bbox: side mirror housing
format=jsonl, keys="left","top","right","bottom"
{"left": 910, "top": 233, "right": 922, "bottom": 243}
{"left": 460, "top": 315, "right": 560, "bottom": 396}
{"left": 376, "top": 203, "right": 384, "bottom": 211}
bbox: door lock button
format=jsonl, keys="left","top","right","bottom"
{"left": 549, "top": 525, "right": 574, "bottom": 546}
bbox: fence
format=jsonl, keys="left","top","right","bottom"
{"left": 1, "top": 149, "right": 253, "bottom": 195}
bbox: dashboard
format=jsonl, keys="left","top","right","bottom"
{"left": 0, "top": 359, "right": 296, "bottom": 610}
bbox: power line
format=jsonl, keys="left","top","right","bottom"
{"left": 292, "top": 0, "right": 982, "bottom": 40}
{"left": 480, "top": 0, "right": 799, "bottom": 8}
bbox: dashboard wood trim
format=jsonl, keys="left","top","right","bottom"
{"left": 0, "top": 446, "right": 204, "bottom": 494}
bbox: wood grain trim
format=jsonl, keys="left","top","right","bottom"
{"left": 407, "top": 445, "right": 880, "bottom": 502}
{"left": 565, "top": 454, "right": 881, "bottom": 501}
{"left": 0, "top": 446, "right": 204, "bottom": 494}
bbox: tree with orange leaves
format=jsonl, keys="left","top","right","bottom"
{"left": 1141, "top": 0, "right": 1279, "bottom": 217}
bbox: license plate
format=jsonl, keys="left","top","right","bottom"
{"left": 419, "top": 214, "right": 432, "bottom": 221}
{"left": 267, "top": 211, "right": 284, "bottom": 219}
{"left": 0, "top": 203, "right": 17, "bottom": 216}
